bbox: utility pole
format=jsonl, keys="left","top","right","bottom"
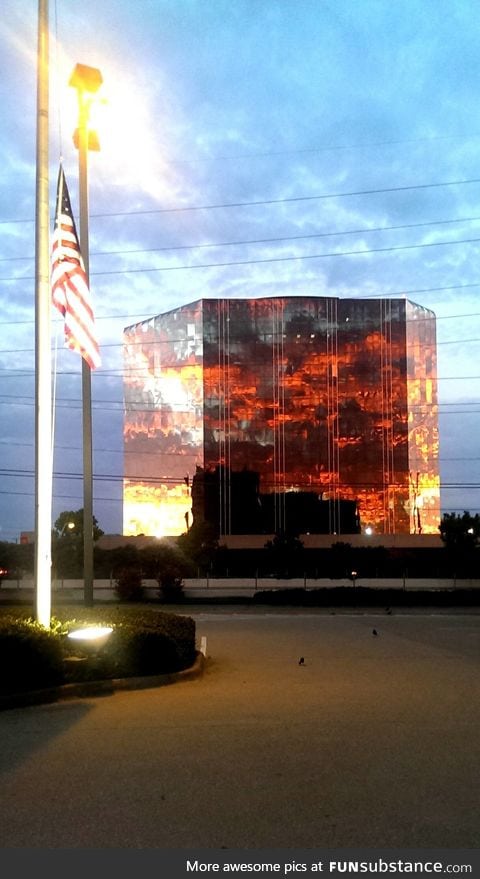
{"left": 69, "top": 63, "right": 102, "bottom": 607}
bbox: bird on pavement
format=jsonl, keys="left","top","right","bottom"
{"left": 372, "top": 629, "right": 378, "bottom": 636}
{"left": 298, "top": 656, "right": 305, "bottom": 665}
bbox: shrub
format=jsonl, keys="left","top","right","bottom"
{"left": 251, "top": 586, "right": 480, "bottom": 608}
{"left": 114, "top": 566, "right": 145, "bottom": 602}
{"left": 0, "top": 616, "right": 65, "bottom": 695}
{"left": 139, "top": 541, "right": 190, "bottom": 602}
{"left": 104, "top": 626, "right": 181, "bottom": 676}
{"left": 108, "top": 609, "right": 196, "bottom": 668}
{"left": 58, "top": 607, "right": 197, "bottom": 678}
{"left": 157, "top": 571, "right": 185, "bottom": 603}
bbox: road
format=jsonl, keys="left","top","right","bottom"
{"left": 0, "top": 610, "right": 478, "bottom": 849}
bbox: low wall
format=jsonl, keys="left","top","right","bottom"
{"left": 2, "top": 577, "right": 480, "bottom": 596}
{"left": 185, "top": 577, "right": 480, "bottom": 592}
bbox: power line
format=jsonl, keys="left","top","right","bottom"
{"left": 0, "top": 465, "right": 478, "bottom": 490}
{"left": 2, "top": 175, "right": 480, "bottom": 226}
{"left": 0, "top": 489, "right": 120, "bottom": 503}
{"left": 3, "top": 213, "right": 480, "bottom": 264}
{"left": 84, "top": 235, "right": 480, "bottom": 275}
{"left": 1, "top": 435, "right": 479, "bottom": 462}
{"left": 3, "top": 297, "right": 480, "bottom": 330}
{"left": 4, "top": 232, "right": 480, "bottom": 281}
{"left": 170, "top": 132, "right": 480, "bottom": 165}
{"left": 1, "top": 399, "right": 480, "bottom": 419}
{"left": 84, "top": 176, "right": 480, "bottom": 215}
{"left": 1, "top": 328, "right": 480, "bottom": 369}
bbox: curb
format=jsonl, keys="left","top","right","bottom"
{"left": 0, "top": 650, "right": 206, "bottom": 712}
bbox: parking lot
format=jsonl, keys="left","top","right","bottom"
{"left": 0, "top": 610, "right": 478, "bottom": 849}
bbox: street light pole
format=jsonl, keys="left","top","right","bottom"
{"left": 78, "top": 94, "right": 94, "bottom": 609}
{"left": 69, "top": 63, "right": 102, "bottom": 608}
{"left": 52, "top": 521, "right": 75, "bottom": 588}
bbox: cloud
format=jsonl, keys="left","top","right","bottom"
{"left": 2, "top": 0, "right": 480, "bottom": 537}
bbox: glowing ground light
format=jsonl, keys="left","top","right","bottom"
{"left": 68, "top": 626, "right": 113, "bottom": 642}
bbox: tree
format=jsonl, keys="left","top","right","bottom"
{"left": 439, "top": 511, "right": 480, "bottom": 550}
{"left": 439, "top": 511, "right": 480, "bottom": 578}
{"left": 141, "top": 540, "right": 193, "bottom": 602}
{"left": 0, "top": 541, "right": 33, "bottom": 580}
{"left": 329, "top": 541, "right": 353, "bottom": 579}
{"left": 177, "top": 521, "right": 219, "bottom": 575}
{"left": 53, "top": 509, "right": 104, "bottom": 542}
{"left": 264, "top": 531, "right": 304, "bottom": 579}
{"left": 114, "top": 566, "right": 145, "bottom": 602}
{"left": 52, "top": 509, "right": 104, "bottom": 579}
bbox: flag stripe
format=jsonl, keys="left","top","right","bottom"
{"left": 51, "top": 167, "right": 101, "bottom": 370}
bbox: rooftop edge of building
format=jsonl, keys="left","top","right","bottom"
{"left": 123, "top": 294, "right": 436, "bottom": 332}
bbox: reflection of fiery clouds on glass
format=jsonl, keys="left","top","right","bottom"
{"left": 123, "top": 303, "right": 204, "bottom": 536}
{"left": 123, "top": 297, "right": 440, "bottom": 537}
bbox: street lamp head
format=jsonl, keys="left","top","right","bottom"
{"left": 69, "top": 63, "right": 104, "bottom": 152}
{"left": 59, "top": 520, "right": 75, "bottom": 537}
{"left": 72, "top": 128, "right": 100, "bottom": 151}
{"left": 69, "top": 63, "right": 103, "bottom": 94}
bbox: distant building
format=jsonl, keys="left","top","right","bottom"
{"left": 123, "top": 296, "right": 440, "bottom": 537}
{"left": 20, "top": 531, "right": 35, "bottom": 545}
{"left": 189, "top": 465, "right": 360, "bottom": 535}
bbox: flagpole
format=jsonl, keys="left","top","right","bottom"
{"left": 34, "top": 0, "right": 52, "bottom": 627}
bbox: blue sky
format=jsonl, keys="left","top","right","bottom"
{"left": 1, "top": 0, "right": 480, "bottom": 540}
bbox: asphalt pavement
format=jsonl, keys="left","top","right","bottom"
{"left": 0, "top": 610, "right": 478, "bottom": 849}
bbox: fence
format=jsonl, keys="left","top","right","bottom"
{"left": 1, "top": 576, "right": 480, "bottom": 600}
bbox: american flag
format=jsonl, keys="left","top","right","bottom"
{"left": 51, "top": 166, "right": 101, "bottom": 370}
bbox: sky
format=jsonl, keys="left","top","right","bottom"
{"left": 1, "top": 0, "right": 480, "bottom": 541}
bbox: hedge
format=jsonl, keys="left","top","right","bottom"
{"left": 0, "top": 606, "right": 197, "bottom": 696}
{"left": 0, "top": 616, "right": 65, "bottom": 694}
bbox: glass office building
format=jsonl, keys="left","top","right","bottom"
{"left": 123, "top": 296, "right": 440, "bottom": 536}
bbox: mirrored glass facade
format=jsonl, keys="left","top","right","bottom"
{"left": 123, "top": 296, "right": 440, "bottom": 536}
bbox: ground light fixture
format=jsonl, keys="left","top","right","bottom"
{"left": 67, "top": 626, "right": 113, "bottom": 653}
